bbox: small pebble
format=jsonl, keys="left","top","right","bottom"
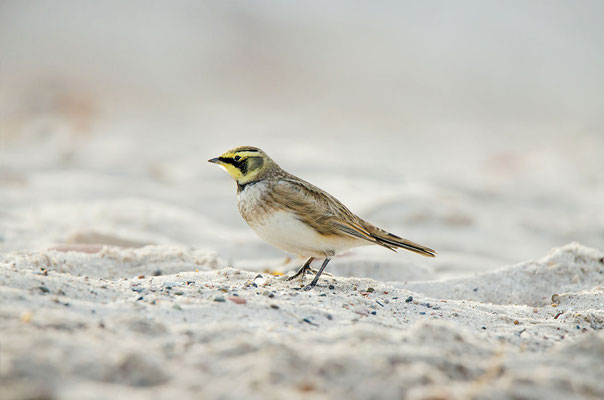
{"left": 228, "top": 296, "right": 246, "bottom": 304}
{"left": 473, "top": 288, "right": 478, "bottom": 292}
{"left": 39, "top": 286, "right": 50, "bottom": 293}
{"left": 254, "top": 275, "right": 267, "bottom": 286}
{"left": 138, "top": 275, "right": 145, "bottom": 279}
{"left": 270, "top": 304, "right": 279, "bottom": 309}
{"left": 319, "top": 293, "right": 326, "bottom": 297}
{"left": 153, "top": 269, "right": 162, "bottom": 276}
{"left": 262, "top": 290, "right": 271, "bottom": 296}
{"left": 173, "top": 304, "right": 182, "bottom": 310}
{"left": 328, "top": 285, "right": 335, "bottom": 290}
{"left": 370, "top": 311, "right": 376, "bottom": 315}
{"left": 131, "top": 287, "right": 144, "bottom": 293}
{"left": 20, "top": 311, "right": 33, "bottom": 323}
{"left": 405, "top": 296, "right": 413, "bottom": 303}
{"left": 514, "top": 320, "right": 519, "bottom": 325}
{"left": 326, "top": 314, "right": 333, "bottom": 320}
{"left": 174, "top": 291, "right": 184, "bottom": 296}
{"left": 214, "top": 296, "right": 226, "bottom": 302}
{"left": 366, "top": 287, "right": 375, "bottom": 293}
{"left": 298, "top": 382, "right": 315, "bottom": 392}
{"left": 481, "top": 326, "right": 487, "bottom": 330}
{"left": 419, "top": 312, "right": 426, "bottom": 315}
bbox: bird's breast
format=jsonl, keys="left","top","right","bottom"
{"left": 237, "top": 181, "right": 275, "bottom": 225}
{"left": 236, "top": 182, "right": 364, "bottom": 257}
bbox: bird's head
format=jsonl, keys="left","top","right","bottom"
{"left": 209, "top": 146, "right": 274, "bottom": 185}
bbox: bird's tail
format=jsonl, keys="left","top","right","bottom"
{"left": 361, "top": 222, "right": 437, "bottom": 257}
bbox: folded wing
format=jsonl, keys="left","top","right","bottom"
{"left": 273, "top": 176, "right": 436, "bottom": 257}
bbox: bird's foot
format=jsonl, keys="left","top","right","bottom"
{"left": 287, "top": 258, "right": 314, "bottom": 281}
{"left": 288, "top": 258, "right": 332, "bottom": 289}
{"left": 286, "top": 266, "right": 311, "bottom": 281}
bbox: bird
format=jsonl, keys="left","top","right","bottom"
{"left": 209, "top": 146, "right": 436, "bottom": 289}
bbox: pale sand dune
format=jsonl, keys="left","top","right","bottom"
{"left": 1, "top": 3, "right": 603, "bottom": 398}
{"left": 1, "top": 243, "right": 602, "bottom": 399}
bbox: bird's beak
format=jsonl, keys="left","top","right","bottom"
{"left": 208, "top": 157, "right": 221, "bottom": 164}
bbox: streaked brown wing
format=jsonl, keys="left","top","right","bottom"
{"left": 270, "top": 176, "right": 387, "bottom": 245}
{"left": 271, "top": 175, "right": 436, "bottom": 256}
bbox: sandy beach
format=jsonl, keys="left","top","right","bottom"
{"left": 1, "top": 243, "right": 603, "bottom": 399}
{"left": 2, "top": 2, "right": 604, "bottom": 399}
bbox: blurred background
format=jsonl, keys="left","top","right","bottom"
{"left": 1, "top": 0, "right": 603, "bottom": 278}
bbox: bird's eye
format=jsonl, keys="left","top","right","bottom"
{"left": 234, "top": 155, "right": 241, "bottom": 161}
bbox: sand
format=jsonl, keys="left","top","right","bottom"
{"left": 2, "top": 2, "right": 604, "bottom": 399}
{"left": 1, "top": 243, "right": 603, "bottom": 399}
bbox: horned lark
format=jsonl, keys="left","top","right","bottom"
{"left": 209, "top": 146, "right": 436, "bottom": 289}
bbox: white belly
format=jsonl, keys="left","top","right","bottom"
{"left": 237, "top": 183, "right": 365, "bottom": 257}
{"left": 251, "top": 210, "right": 367, "bottom": 257}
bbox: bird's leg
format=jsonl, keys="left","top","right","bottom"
{"left": 305, "top": 258, "right": 332, "bottom": 289}
{"left": 287, "top": 257, "right": 314, "bottom": 281}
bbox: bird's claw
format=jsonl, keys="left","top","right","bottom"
{"left": 286, "top": 267, "right": 316, "bottom": 281}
